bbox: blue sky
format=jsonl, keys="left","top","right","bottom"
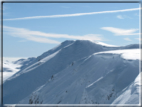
{"left": 3, "top": 3, "right": 140, "bottom": 58}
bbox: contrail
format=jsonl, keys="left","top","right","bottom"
{"left": 4, "top": 8, "right": 140, "bottom": 21}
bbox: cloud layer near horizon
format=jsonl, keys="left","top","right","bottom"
{"left": 4, "top": 8, "right": 140, "bottom": 21}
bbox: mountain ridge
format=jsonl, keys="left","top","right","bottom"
{"left": 3, "top": 40, "right": 141, "bottom": 105}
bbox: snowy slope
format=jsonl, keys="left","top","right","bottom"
{"left": 19, "top": 49, "right": 140, "bottom": 104}
{"left": 3, "top": 40, "right": 106, "bottom": 104}
{"left": 111, "top": 72, "right": 141, "bottom": 104}
{"left": 3, "top": 40, "right": 141, "bottom": 105}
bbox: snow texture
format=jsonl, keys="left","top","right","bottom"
{"left": 3, "top": 40, "right": 141, "bottom": 105}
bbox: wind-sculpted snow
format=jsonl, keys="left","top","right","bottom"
{"left": 84, "top": 54, "right": 139, "bottom": 104}
{"left": 19, "top": 49, "right": 140, "bottom": 104}
{"left": 36, "top": 40, "right": 75, "bottom": 61}
{"left": 112, "top": 73, "right": 141, "bottom": 104}
{"left": 3, "top": 40, "right": 140, "bottom": 105}
{"left": 95, "top": 49, "right": 140, "bottom": 60}
{"left": 3, "top": 40, "right": 105, "bottom": 104}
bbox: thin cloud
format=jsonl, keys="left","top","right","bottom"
{"left": 101, "top": 27, "right": 139, "bottom": 36}
{"left": 4, "top": 26, "right": 60, "bottom": 44}
{"left": 134, "top": 13, "right": 139, "bottom": 16}
{"left": 135, "top": 38, "right": 142, "bottom": 41}
{"left": 117, "top": 15, "right": 132, "bottom": 19}
{"left": 124, "top": 15, "right": 132, "bottom": 19}
{"left": 117, "top": 15, "right": 124, "bottom": 19}
{"left": 4, "top": 8, "right": 140, "bottom": 21}
{"left": 18, "top": 40, "right": 27, "bottom": 42}
{"left": 124, "top": 38, "right": 132, "bottom": 41}
{"left": 4, "top": 26, "right": 104, "bottom": 44}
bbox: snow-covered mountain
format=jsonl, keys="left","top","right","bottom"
{"left": 3, "top": 40, "right": 141, "bottom": 105}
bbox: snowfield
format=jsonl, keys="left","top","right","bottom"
{"left": 95, "top": 49, "right": 140, "bottom": 60}
{"left": 3, "top": 40, "right": 141, "bottom": 106}
{"left": 111, "top": 72, "right": 141, "bottom": 104}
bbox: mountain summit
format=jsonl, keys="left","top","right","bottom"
{"left": 3, "top": 40, "right": 140, "bottom": 105}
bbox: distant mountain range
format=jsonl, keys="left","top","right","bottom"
{"left": 3, "top": 40, "right": 141, "bottom": 105}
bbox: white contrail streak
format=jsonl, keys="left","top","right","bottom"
{"left": 4, "top": 8, "right": 140, "bottom": 21}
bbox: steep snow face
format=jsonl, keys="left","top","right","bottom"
{"left": 3, "top": 40, "right": 140, "bottom": 104}
{"left": 3, "top": 40, "right": 106, "bottom": 104}
{"left": 36, "top": 40, "right": 75, "bottom": 61}
{"left": 3, "top": 40, "right": 73, "bottom": 82}
{"left": 19, "top": 49, "right": 140, "bottom": 104}
{"left": 111, "top": 72, "right": 141, "bottom": 104}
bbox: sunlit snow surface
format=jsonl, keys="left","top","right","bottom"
{"left": 92, "top": 41, "right": 119, "bottom": 47}
{"left": 112, "top": 72, "right": 141, "bottom": 104}
{"left": 95, "top": 49, "right": 140, "bottom": 60}
{"left": 3, "top": 40, "right": 141, "bottom": 105}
